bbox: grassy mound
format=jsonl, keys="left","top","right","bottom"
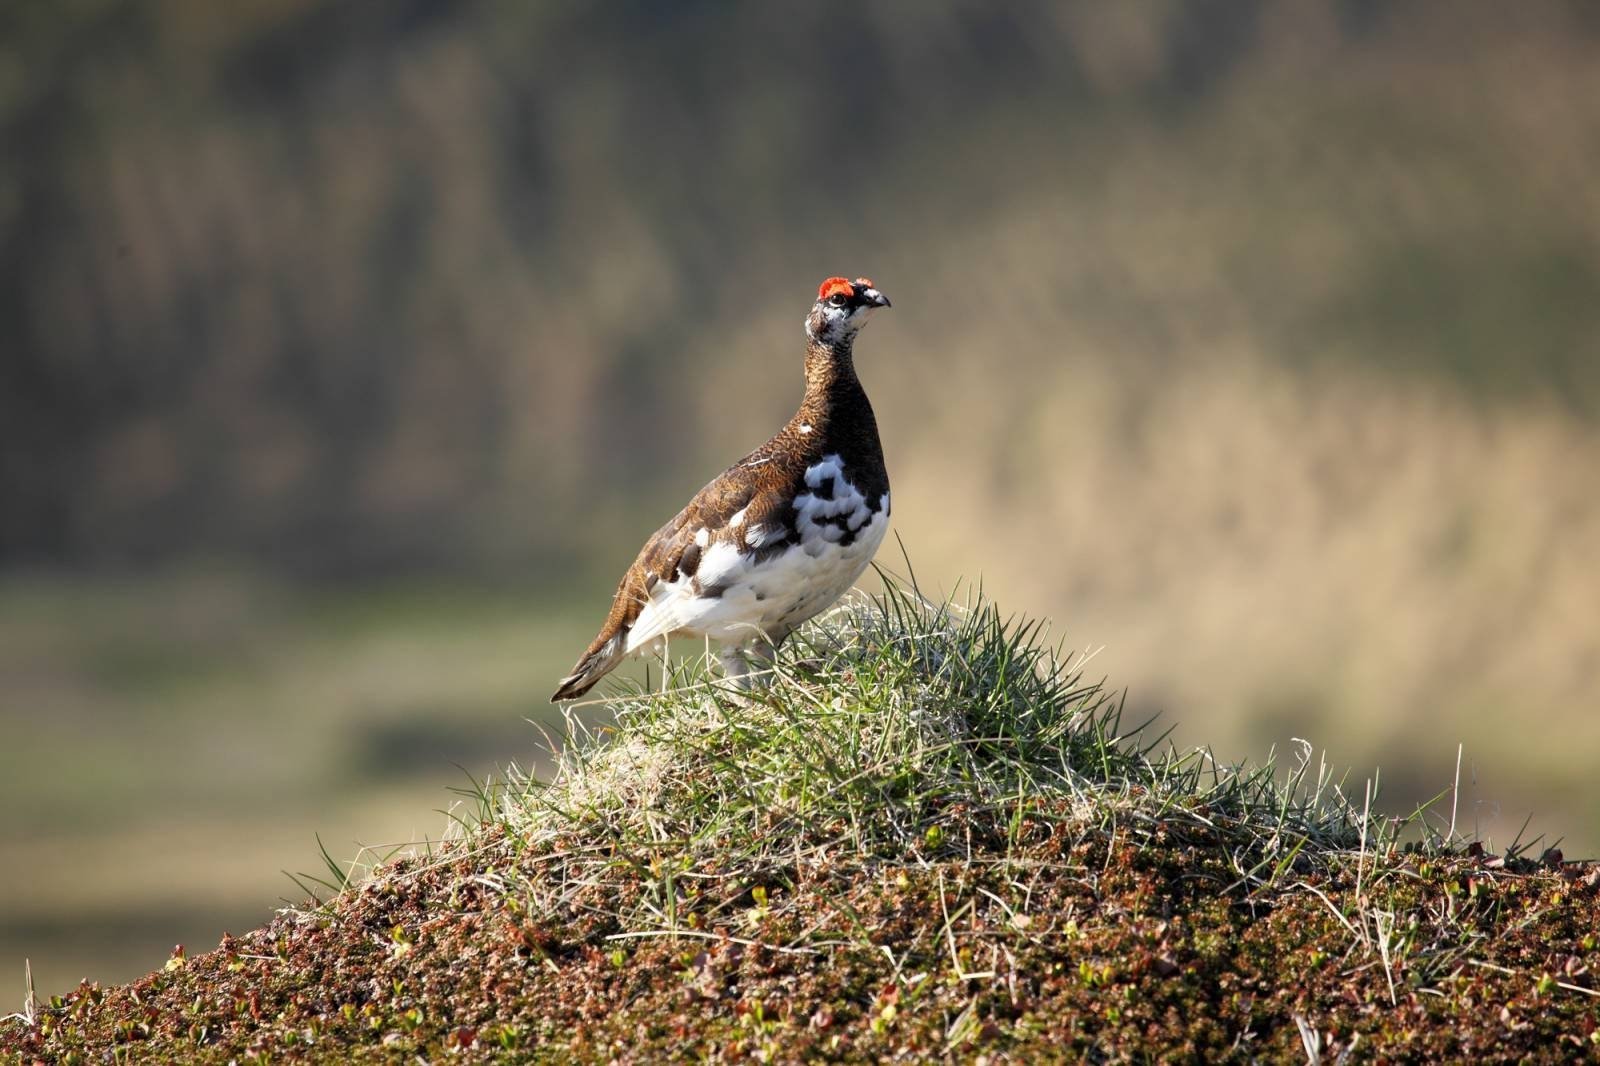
{"left": 4, "top": 581, "right": 1598, "bottom": 1063}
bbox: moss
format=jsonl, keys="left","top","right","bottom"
{"left": 3, "top": 816, "right": 1596, "bottom": 1064}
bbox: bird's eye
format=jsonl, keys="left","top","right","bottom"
{"left": 827, "top": 293, "right": 849, "bottom": 308}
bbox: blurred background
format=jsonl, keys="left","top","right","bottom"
{"left": 4, "top": 0, "right": 1599, "bottom": 995}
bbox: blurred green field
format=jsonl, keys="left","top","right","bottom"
{"left": 0, "top": 573, "right": 602, "bottom": 994}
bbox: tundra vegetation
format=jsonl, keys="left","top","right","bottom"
{"left": 5, "top": 580, "right": 1597, "bottom": 1063}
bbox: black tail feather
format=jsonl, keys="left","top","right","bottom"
{"left": 550, "top": 632, "right": 626, "bottom": 702}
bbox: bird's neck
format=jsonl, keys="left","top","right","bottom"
{"left": 801, "top": 339, "right": 860, "bottom": 409}
{"left": 797, "top": 339, "right": 877, "bottom": 449}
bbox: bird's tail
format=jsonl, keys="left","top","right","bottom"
{"left": 550, "top": 630, "right": 627, "bottom": 702}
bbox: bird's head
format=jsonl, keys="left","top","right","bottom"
{"left": 805, "top": 276, "right": 890, "bottom": 347}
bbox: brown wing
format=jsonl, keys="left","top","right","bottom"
{"left": 551, "top": 460, "right": 775, "bottom": 701}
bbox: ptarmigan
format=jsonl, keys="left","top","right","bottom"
{"left": 551, "top": 276, "right": 892, "bottom": 701}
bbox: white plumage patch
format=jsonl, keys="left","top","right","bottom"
{"left": 805, "top": 456, "right": 841, "bottom": 488}
{"left": 622, "top": 460, "right": 890, "bottom": 655}
{"left": 745, "top": 523, "right": 781, "bottom": 547}
{"left": 793, "top": 454, "right": 874, "bottom": 545}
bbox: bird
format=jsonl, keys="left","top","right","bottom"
{"left": 552, "top": 276, "right": 893, "bottom": 701}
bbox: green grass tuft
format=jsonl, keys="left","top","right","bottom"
{"left": 480, "top": 571, "right": 1417, "bottom": 921}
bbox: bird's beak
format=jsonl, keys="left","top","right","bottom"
{"left": 861, "top": 286, "right": 890, "bottom": 309}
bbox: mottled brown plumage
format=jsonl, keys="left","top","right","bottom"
{"left": 552, "top": 277, "right": 892, "bottom": 701}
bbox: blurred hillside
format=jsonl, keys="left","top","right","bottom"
{"left": 3, "top": 0, "right": 1600, "bottom": 991}
{"left": 8, "top": 1, "right": 1600, "bottom": 573}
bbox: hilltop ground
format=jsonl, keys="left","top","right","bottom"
{"left": 4, "top": 586, "right": 1598, "bottom": 1063}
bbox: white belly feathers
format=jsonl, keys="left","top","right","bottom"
{"left": 623, "top": 455, "right": 889, "bottom": 653}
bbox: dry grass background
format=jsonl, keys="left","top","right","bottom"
{"left": 3, "top": 0, "right": 1599, "bottom": 992}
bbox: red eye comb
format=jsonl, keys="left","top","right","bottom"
{"left": 818, "top": 277, "right": 855, "bottom": 300}
{"left": 854, "top": 277, "right": 875, "bottom": 289}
